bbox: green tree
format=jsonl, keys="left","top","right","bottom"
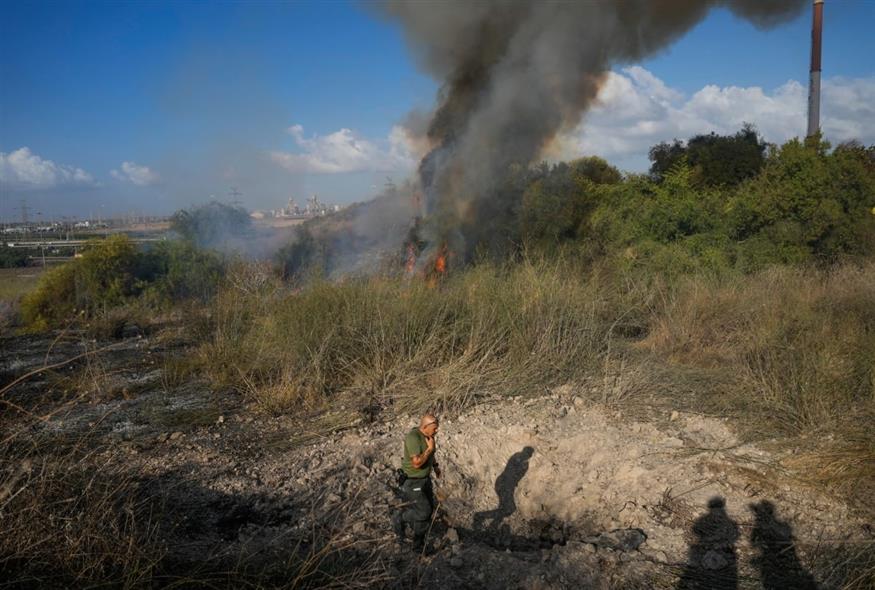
{"left": 21, "top": 235, "right": 226, "bottom": 328}
{"left": 0, "top": 245, "right": 30, "bottom": 268}
{"left": 650, "top": 125, "right": 767, "bottom": 187}
{"left": 728, "top": 136, "right": 875, "bottom": 267}
{"left": 519, "top": 157, "right": 621, "bottom": 250}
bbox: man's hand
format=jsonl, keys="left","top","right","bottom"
{"left": 412, "top": 433, "right": 437, "bottom": 469}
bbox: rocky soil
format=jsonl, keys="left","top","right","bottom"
{"left": 2, "top": 331, "right": 871, "bottom": 589}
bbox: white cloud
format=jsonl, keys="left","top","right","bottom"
{"left": 270, "top": 124, "right": 418, "bottom": 174}
{"left": 561, "top": 67, "right": 875, "bottom": 171}
{"left": 0, "top": 147, "right": 96, "bottom": 189}
{"left": 111, "top": 161, "right": 160, "bottom": 186}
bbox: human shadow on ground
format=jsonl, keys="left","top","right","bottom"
{"left": 750, "top": 500, "right": 818, "bottom": 590}
{"left": 459, "top": 445, "right": 644, "bottom": 553}
{"left": 677, "top": 497, "right": 820, "bottom": 590}
{"left": 471, "top": 446, "right": 534, "bottom": 533}
{"left": 677, "top": 496, "right": 739, "bottom": 590}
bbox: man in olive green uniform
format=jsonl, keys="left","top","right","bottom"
{"left": 392, "top": 414, "right": 441, "bottom": 551}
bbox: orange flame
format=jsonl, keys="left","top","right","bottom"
{"left": 427, "top": 242, "right": 449, "bottom": 288}
{"left": 435, "top": 251, "right": 447, "bottom": 274}
{"left": 434, "top": 242, "right": 449, "bottom": 274}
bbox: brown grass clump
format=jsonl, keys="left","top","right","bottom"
{"left": 644, "top": 263, "right": 875, "bottom": 430}
{"left": 643, "top": 262, "right": 875, "bottom": 511}
{"left": 197, "top": 258, "right": 615, "bottom": 415}
{"left": 0, "top": 429, "right": 402, "bottom": 589}
{"left": 0, "top": 435, "right": 166, "bottom": 587}
{"left": 0, "top": 336, "right": 412, "bottom": 588}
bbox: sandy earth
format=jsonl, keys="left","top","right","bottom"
{"left": 2, "top": 332, "right": 871, "bottom": 588}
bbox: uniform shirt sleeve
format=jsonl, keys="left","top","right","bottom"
{"left": 404, "top": 430, "right": 422, "bottom": 460}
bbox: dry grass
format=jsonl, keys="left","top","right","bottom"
{"left": 0, "top": 267, "right": 44, "bottom": 303}
{"left": 198, "top": 258, "right": 616, "bottom": 416}
{"left": 644, "top": 264, "right": 875, "bottom": 423}
{"left": 0, "top": 432, "right": 398, "bottom": 588}
{"left": 4, "top": 255, "right": 874, "bottom": 587}
{"left": 645, "top": 263, "right": 875, "bottom": 413}
{"left": 0, "top": 339, "right": 405, "bottom": 589}
{"left": 641, "top": 262, "right": 875, "bottom": 516}
{"left": 195, "top": 259, "right": 875, "bottom": 516}
{"left": 0, "top": 433, "right": 167, "bottom": 587}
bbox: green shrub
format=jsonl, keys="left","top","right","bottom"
{"left": 0, "top": 245, "right": 30, "bottom": 268}
{"left": 142, "top": 240, "right": 224, "bottom": 302}
{"left": 519, "top": 157, "right": 621, "bottom": 251}
{"left": 20, "top": 236, "right": 224, "bottom": 329}
{"left": 20, "top": 262, "right": 78, "bottom": 330}
{"left": 20, "top": 235, "right": 143, "bottom": 327}
{"left": 579, "top": 137, "right": 875, "bottom": 274}
{"left": 583, "top": 165, "right": 738, "bottom": 277}
{"left": 77, "top": 234, "right": 141, "bottom": 310}
{"left": 727, "top": 137, "right": 875, "bottom": 265}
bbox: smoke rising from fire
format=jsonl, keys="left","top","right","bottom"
{"left": 379, "top": 0, "right": 807, "bottom": 261}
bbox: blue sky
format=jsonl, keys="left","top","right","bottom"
{"left": 2, "top": 0, "right": 874, "bottom": 220}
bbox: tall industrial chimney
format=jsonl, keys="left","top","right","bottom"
{"left": 807, "top": 0, "right": 824, "bottom": 137}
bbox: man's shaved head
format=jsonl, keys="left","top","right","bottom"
{"left": 419, "top": 414, "right": 439, "bottom": 437}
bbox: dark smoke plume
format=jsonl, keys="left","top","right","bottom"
{"left": 379, "top": 0, "right": 807, "bottom": 262}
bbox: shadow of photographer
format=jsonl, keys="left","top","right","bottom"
{"left": 677, "top": 496, "right": 819, "bottom": 590}
{"left": 749, "top": 499, "right": 818, "bottom": 590}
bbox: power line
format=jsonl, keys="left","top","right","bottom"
{"left": 19, "top": 199, "right": 31, "bottom": 225}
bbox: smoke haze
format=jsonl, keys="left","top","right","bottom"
{"left": 379, "top": 0, "right": 808, "bottom": 261}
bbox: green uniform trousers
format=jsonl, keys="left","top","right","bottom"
{"left": 400, "top": 476, "right": 435, "bottom": 540}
